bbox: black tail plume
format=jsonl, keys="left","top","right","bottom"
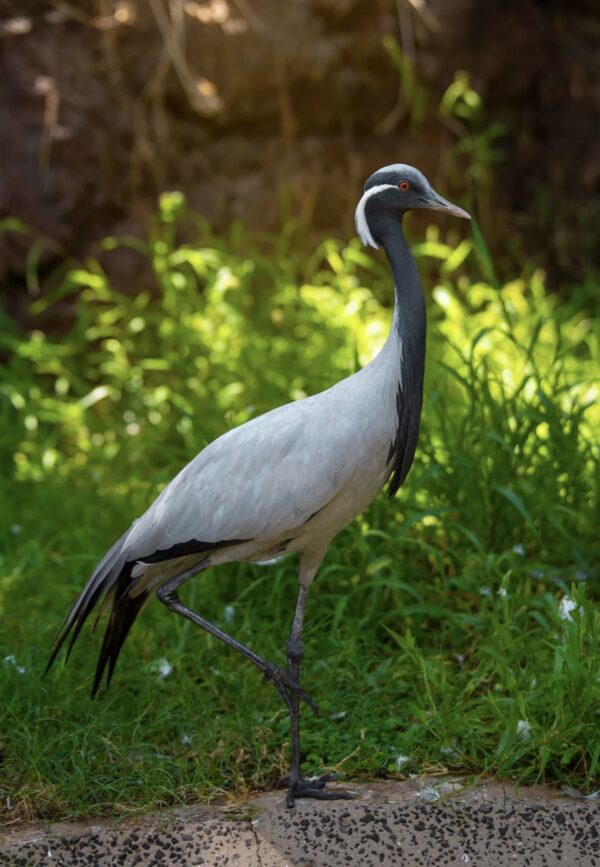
{"left": 91, "top": 564, "right": 150, "bottom": 696}
{"left": 45, "top": 532, "right": 128, "bottom": 676}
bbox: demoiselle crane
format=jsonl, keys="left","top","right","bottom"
{"left": 47, "top": 164, "right": 470, "bottom": 807}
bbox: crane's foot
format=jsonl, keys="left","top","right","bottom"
{"left": 285, "top": 773, "right": 356, "bottom": 809}
{"left": 263, "top": 662, "right": 319, "bottom": 715}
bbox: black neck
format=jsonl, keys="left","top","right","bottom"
{"left": 378, "top": 215, "right": 426, "bottom": 340}
{"left": 378, "top": 214, "right": 427, "bottom": 496}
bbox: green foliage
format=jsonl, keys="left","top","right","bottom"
{"left": 382, "top": 36, "right": 429, "bottom": 127}
{"left": 0, "top": 200, "right": 598, "bottom": 822}
{"left": 439, "top": 72, "right": 506, "bottom": 222}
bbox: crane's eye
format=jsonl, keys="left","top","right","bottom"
{"left": 399, "top": 181, "right": 411, "bottom": 191}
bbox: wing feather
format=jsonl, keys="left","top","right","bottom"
{"left": 124, "top": 371, "right": 392, "bottom": 560}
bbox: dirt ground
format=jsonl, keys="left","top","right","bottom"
{"left": 1, "top": 778, "right": 598, "bottom": 866}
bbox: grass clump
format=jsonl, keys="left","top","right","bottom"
{"left": 0, "top": 199, "right": 598, "bottom": 822}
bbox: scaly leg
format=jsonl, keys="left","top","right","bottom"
{"left": 285, "top": 582, "right": 355, "bottom": 808}
{"left": 156, "top": 565, "right": 317, "bottom": 714}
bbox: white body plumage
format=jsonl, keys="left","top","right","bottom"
{"left": 124, "top": 309, "right": 403, "bottom": 590}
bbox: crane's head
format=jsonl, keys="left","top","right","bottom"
{"left": 355, "top": 164, "right": 470, "bottom": 249}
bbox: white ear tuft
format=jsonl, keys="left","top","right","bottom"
{"left": 354, "top": 184, "right": 396, "bottom": 249}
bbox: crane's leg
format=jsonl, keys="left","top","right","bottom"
{"left": 286, "top": 582, "right": 308, "bottom": 806}
{"left": 156, "top": 564, "right": 318, "bottom": 715}
{"left": 285, "top": 580, "right": 355, "bottom": 808}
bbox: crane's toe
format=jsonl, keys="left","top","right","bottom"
{"left": 286, "top": 774, "right": 356, "bottom": 808}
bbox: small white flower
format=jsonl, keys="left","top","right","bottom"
{"left": 10, "top": 524, "right": 22, "bottom": 535}
{"left": 395, "top": 754, "right": 411, "bottom": 770}
{"left": 498, "top": 587, "right": 508, "bottom": 599}
{"left": 516, "top": 719, "right": 531, "bottom": 741}
{"left": 512, "top": 545, "right": 525, "bottom": 556}
{"left": 559, "top": 597, "right": 578, "bottom": 622}
{"left": 180, "top": 732, "right": 192, "bottom": 745}
{"left": 479, "top": 586, "right": 492, "bottom": 597}
{"left": 157, "top": 658, "right": 172, "bottom": 679}
{"left": 3, "top": 655, "right": 27, "bottom": 674}
{"left": 223, "top": 605, "right": 235, "bottom": 624}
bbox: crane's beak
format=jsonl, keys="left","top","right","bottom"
{"left": 426, "top": 193, "right": 471, "bottom": 220}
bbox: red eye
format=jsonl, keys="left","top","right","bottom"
{"left": 399, "top": 181, "right": 411, "bottom": 191}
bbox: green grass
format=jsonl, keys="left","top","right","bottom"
{"left": 0, "top": 199, "right": 598, "bottom": 822}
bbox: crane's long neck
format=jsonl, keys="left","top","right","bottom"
{"left": 378, "top": 215, "right": 426, "bottom": 495}
{"left": 376, "top": 216, "right": 426, "bottom": 378}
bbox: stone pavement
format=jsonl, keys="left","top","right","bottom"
{"left": 1, "top": 779, "right": 598, "bottom": 866}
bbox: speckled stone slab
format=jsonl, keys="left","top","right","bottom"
{"left": 1, "top": 780, "right": 598, "bottom": 866}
